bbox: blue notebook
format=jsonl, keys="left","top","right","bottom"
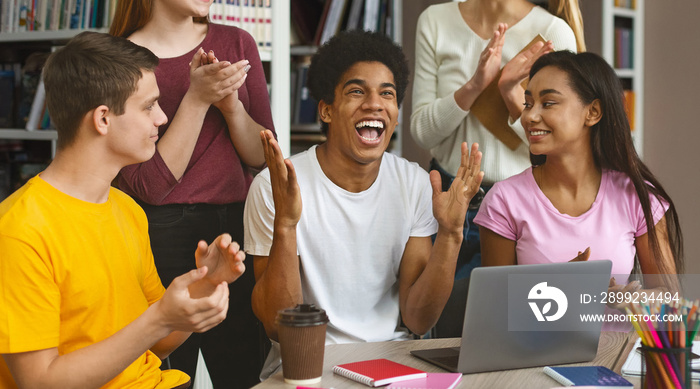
{"left": 543, "top": 366, "right": 633, "bottom": 387}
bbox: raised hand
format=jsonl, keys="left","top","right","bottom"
{"left": 470, "top": 23, "right": 507, "bottom": 92}
{"left": 261, "top": 130, "right": 302, "bottom": 229}
{"left": 430, "top": 142, "right": 484, "bottom": 233}
{"left": 194, "top": 233, "right": 246, "bottom": 286}
{"left": 499, "top": 39, "right": 553, "bottom": 95}
{"left": 155, "top": 267, "right": 230, "bottom": 333}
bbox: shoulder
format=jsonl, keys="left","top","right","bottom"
{"left": 418, "top": 2, "right": 457, "bottom": 28}
{"left": 492, "top": 168, "right": 531, "bottom": 192}
{"left": 381, "top": 153, "right": 430, "bottom": 181}
{"left": 208, "top": 23, "right": 257, "bottom": 46}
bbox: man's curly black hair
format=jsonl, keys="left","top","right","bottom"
{"left": 307, "top": 30, "right": 410, "bottom": 134}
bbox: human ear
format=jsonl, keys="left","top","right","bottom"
{"left": 92, "top": 105, "right": 111, "bottom": 136}
{"left": 585, "top": 99, "right": 602, "bottom": 127}
{"left": 318, "top": 101, "right": 331, "bottom": 123}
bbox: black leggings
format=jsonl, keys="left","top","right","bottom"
{"left": 140, "top": 201, "right": 270, "bottom": 388}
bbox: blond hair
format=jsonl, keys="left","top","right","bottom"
{"left": 548, "top": 0, "right": 586, "bottom": 52}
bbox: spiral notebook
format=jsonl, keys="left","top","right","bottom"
{"left": 386, "top": 373, "right": 462, "bottom": 389}
{"left": 333, "top": 358, "right": 427, "bottom": 387}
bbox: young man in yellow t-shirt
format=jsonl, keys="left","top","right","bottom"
{"left": 0, "top": 32, "right": 248, "bottom": 389}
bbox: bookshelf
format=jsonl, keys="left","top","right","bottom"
{"left": 288, "top": 0, "right": 403, "bottom": 156}
{"left": 581, "top": 0, "right": 644, "bottom": 157}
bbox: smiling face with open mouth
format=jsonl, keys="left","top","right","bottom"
{"left": 320, "top": 61, "right": 398, "bottom": 167}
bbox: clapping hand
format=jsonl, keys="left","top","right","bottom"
{"left": 470, "top": 23, "right": 507, "bottom": 92}
{"left": 261, "top": 130, "right": 302, "bottom": 230}
{"left": 431, "top": 142, "right": 484, "bottom": 233}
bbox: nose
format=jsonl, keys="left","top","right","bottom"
{"left": 521, "top": 105, "right": 540, "bottom": 126}
{"left": 362, "top": 91, "right": 383, "bottom": 111}
{"left": 155, "top": 103, "right": 168, "bottom": 126}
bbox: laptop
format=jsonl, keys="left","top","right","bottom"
{"left": 411, "top": 260, "right": 613, "bottom": 374}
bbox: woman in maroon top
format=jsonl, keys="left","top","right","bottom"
{"left": 110, "top": 0, "right": 274, "bottom": 386}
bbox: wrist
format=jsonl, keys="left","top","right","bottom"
{"left": 436, "top": 225, "right": 464, "bottom": 243}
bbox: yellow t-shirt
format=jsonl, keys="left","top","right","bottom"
{"left": 0, "top": 175, "right": 189, "bottom": 388}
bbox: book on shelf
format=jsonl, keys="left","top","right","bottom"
{"left": 333, "top": 358, "right": 427, "bottom": 387}
{"left": 344, "top": 0, "right": 363, "bottom": 31}
{"left": 208, "top": 0, "right": 270, "bottom": 47}
{"left": 319, "top": 0, "right": 349, "bottom": 45}
{"left": 0, "top": 71, "right": 14, "bottom": 128}
{"left": 292, "top": 58, "right": 319, "bottom": 126}
{"left": 290, "top": 0, "right": 324, "bottom": 46}
{"left": 623, "top": 89, "right": 635, "bottom": 131}
{"left": 25, "top": 75, "right": 45, "bottom": 131}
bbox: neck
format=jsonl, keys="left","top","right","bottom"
{"left": 40, "top": 146, "right": 121, "bottom": 204}
{"left": 130, "top": 11, "right": 207, "bottom": 57}
{"left": 315, "top": 144, "right": 382, "bottom": 193}
{"left": 464, "top": 0, "right": 534, "bottom": 23}
{"left": 536, "top": 153, "right": 600, "bottom": 195}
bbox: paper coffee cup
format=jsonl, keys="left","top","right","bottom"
{"left": 277, "top": 304, "right": 329, "bottom": 384}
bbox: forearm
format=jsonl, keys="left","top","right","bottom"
{"left": 402, "top": 229, "right": 462, "bottom": 335}
{"left": 150, "top": 330, "right": 191, "bottom": 360}
{"left": 224, "top": 101, "right": 266, "bottom": 168}
{"left": 252, "top": 226, "right": 303, "bottom": 341}
{"left": 156, "top": 92, "right": 211, "bottom": 180}
{"left": 499, "top": 82, "right": 525, "bottom": 122}
{"left": 5, "top": 306, "right": 169, "bottom": 389}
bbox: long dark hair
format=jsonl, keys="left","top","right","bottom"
{"left": 529, "top": 51, "right": 683, "bottom": 275}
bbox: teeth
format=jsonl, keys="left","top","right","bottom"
{"left": 355, "top": 120, "right": 384, "bottom": 129}
{"left": 530, "top": 131, "right": 549, "bottom": 136}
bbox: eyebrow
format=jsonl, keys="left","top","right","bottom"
{"left": 144, "top": 95, "right": 160, "bottom": 107}
{"left": 343, "top": 79, "right": 396, "bottom": 90}
{"left": 524, "top": 89, "right": 562, "bottom": 97}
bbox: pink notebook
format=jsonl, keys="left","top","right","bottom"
{"left": 333, "top": 358, "right": 427, "bottom": 387}
{"left": 386, "top": 373, "right": 462, "bottom": 389}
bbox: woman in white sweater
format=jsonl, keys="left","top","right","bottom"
{"left": 411, "top": 0, "right": 584, "bottom": 279}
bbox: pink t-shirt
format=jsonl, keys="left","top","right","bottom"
{"left": 474, "top": 167, "right": 668, "bottom": 277}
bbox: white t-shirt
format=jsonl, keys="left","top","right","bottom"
{"left": 244, "top": 145, "right": 438, "bottom": 344}
{"left": 411, "top": 1, "right": 577, "bottom": 182}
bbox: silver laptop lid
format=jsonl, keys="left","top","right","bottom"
{"left": 458, "top": 260, "right": 613, "bottom": 373}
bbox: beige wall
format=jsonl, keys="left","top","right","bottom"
{"left": 644, "top": 1, "right": 700, "bottom": 274}
{"left": 400, "top": 1, "right": 699, "bottom": 273}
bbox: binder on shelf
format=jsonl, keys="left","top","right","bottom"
{"left": 292, "top": 59, "right": 318, "bottom": 126}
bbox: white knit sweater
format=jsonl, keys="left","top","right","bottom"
{"left": 410, "top": 1, "right": 577, "bottom": 182}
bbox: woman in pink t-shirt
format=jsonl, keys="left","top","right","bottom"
{"left": 474, "top": 51, "right": 682, "bottom": 299}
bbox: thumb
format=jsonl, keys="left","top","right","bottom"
{"left": 429, "top": 170, "right": 443, "bottom": 197}
{"left": 174, "top": 266, "right": 209, "bottom": 289}
{"left": 190, "top": 48, "right": 204, "bottom": 73}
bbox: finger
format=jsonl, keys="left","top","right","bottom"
{"left": 207, "top": 50, "right": 217, "bottom": 64}
{"left": 609, "top": 277, "right": 616, "bottom": 287}
{"left": 284, "top": 159, "right": 298, "bottom": 190}
{"left": 173, "top": 266, "right": 208, "bottom": 290}
{"left": 190, "top": 48, "right": 205, "bottom": 72}
{"left": 217, "top": 233, "right": 232, "bottom": 250}
{"left": 429, "top": 170, "right": 443, "bottom": 197}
